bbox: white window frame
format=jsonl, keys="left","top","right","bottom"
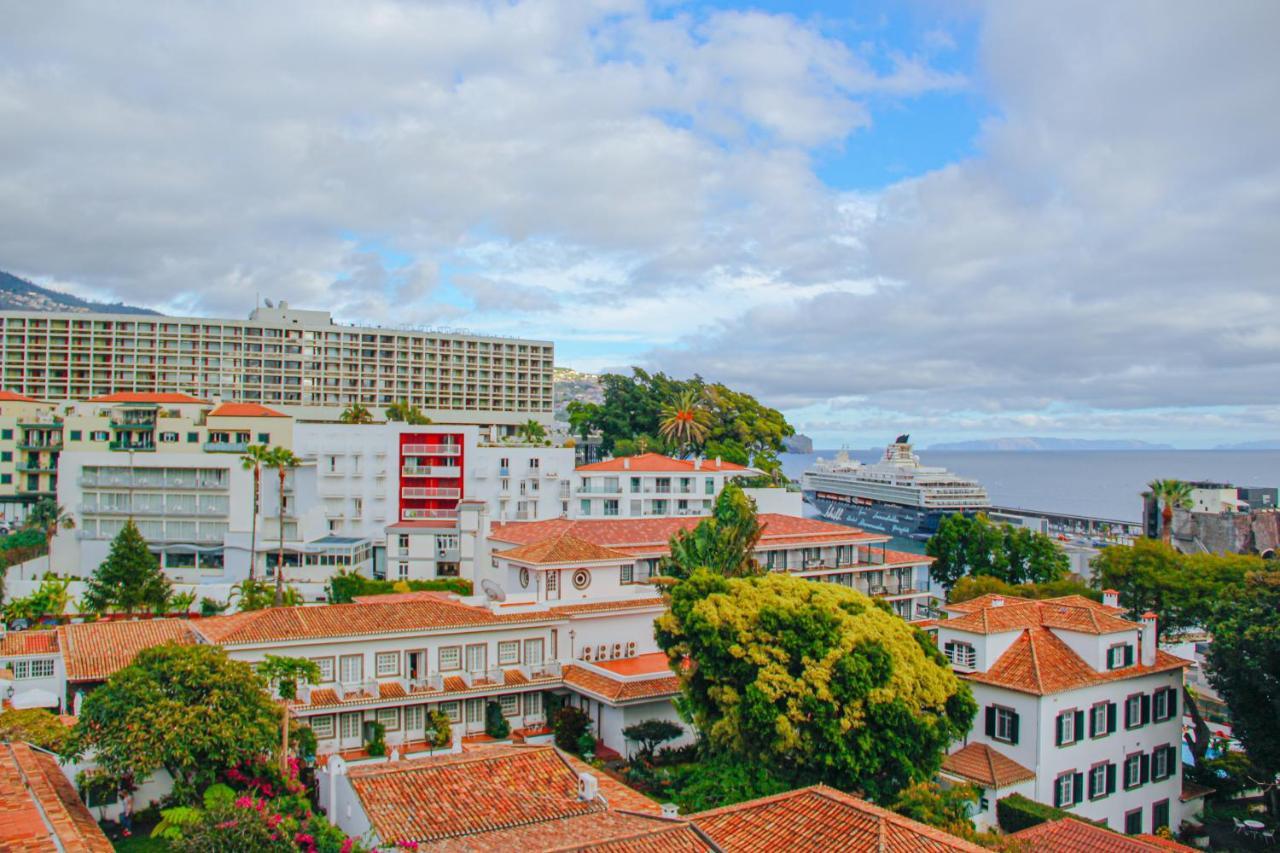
{"left": 1089, "top": 763, "right": 1108, "bottom": 799}
{"left": 523, "top": 638, "right": 544, "bottom": 665}
{"left": 1125, "top": 694, "right": 1143, "bottom": 728}
{"left": 309, "top": 715, "right": 335, "bottom": 739}
{"left": 438, "top": 646, "right": 461, "bottom": 671}
{"left": 440, "top": 701, "right": 461, "bottom": 723}
{"left": 993, "top": 706, "right": 1017, "bottom": 743}
{"left": 524, "top": 692, "right": 543, "bottom": 716}
{"left": 944, "top": 641, "right": 976, "bottom": 668}
{"left": 497, "top": 641, "right": 520, "bottom": 666}
{"left": 375, "top": 652, "right": 399, "bottom": 678}
{"left": 339, "top": 654, "right": 363, "bottom": 684}
{"left": 404, "top": 705, "right": 425, "bottom": 732}
{"left": 1125, "top": 754, "right": 1142, "bottom": 789}
{"left": 1090, "top": 702, "right": 1109, "bottom": 738}
{"left": 498, "top": 694, "right": 519, "bottom": 717}
{"left": 1055, "top": 773, "right": 1075, "bottom": 807}
{"left": 1058, "top": 709, "right": 1078, "bottom": 745}
{"left": 376, "top": 707, "right": 401, "bottom": 732}
{"left": 311, "top": 657, "right": 335, "bottom": 682}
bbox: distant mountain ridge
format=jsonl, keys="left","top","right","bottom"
{"left": 0, "top": 269, "right": 159, "bottom": 315}
{"left": 1214, "top": 439, "right": 1280, "bottom": 450}
{"left": 927, "top": 436, "right": 1175, "bottom": 451}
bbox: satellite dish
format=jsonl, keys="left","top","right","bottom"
{"left": 264, "top": 298, "right": 275, "bottom": 307}
{"left": 481, "top": 579, "right": 507, "bottom": 602}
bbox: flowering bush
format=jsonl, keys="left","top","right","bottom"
{"left": 168, "top": 792, "right": 369, "bottom": 853}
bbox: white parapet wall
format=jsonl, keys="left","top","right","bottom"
{"left": 742, "top": 487, "right": 804, "bottom": 517}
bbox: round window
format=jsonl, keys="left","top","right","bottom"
{"left": 572, "top": 569, "right": 591, "bottom": 590}
{"left": 519, "top": 568, "right": 529, "bottom": 589}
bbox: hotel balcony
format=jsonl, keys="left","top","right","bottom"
{"left": 204, "top": 441, "right": 249, "bottom": 453}
{"left": 401, "top": 508, "right": 458, "bottom": 521}
{"left": 401, "top": 465, "right": 460, "bottom": 478}
{"left": 402, "top": 444, "right": 461, "bottom": 456}
{"left": 400, "top": 487, "right": 461, "bottom": 500}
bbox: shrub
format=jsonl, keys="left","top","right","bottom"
{"left": 326, "top": 570, "right": 472, "bottom": 603}
{"left": 622, "top": 719, "right": 683, "bottom": 759}
{"left": 484, "top": 701, "right": 511, "bottom": 739}
{"left": 995, "top": 793, "right": 1096, "bottom": 833}
{"left": 0, "top": 708, "right": 71, "bottom": 753}
{"left": 553, "top": 706, "right": 591, "bottom": 753}
{"left": 199, "top": 596, "right": 228, "bottom": 617}
{"left": 426, "top": 710, "right": 452, "bottom": 749}
{"left": 202, "top": 783, "right": 236, "bottom": 810}
{"left": 577, "top": 731, "right": 597, "bottom": 757}
{"left": 365, "top": 721, "right": 387, "bottom": 757}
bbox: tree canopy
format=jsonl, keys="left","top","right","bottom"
{"left": 82, "top": 519, "right": 171, "bottom": 614}
{"left": 386, "top": 399, "right": 431, "bottom": 424}
{"left": 70, "top": 643, "right": 279, "bottom": 801}
{"left": 0, "top": 708, "right": 71, "bottom": 753}
{"left": 926, "top": 514, "right": 1068, "bottom": 591}
{"left": 655, "top": 570, "right": 975, "bottom": 803}
{"left": 660, "top": 482, "right": 764, "bottom": 581}
{"left": 947, "top": 574, "right": 1100, "bottom": 605}
{"left": 1090, "top": 538, "right": 1263, "bottom": 638}
{"left": 565, "top": 368, "right": 793, "bottom": 472}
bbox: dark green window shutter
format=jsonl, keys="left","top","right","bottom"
{"left": 1055, "top": 713, "right": 1064, "bottom": 746}
{"left": 1124, "top": 644, "right": 1134, "bottom": 666}
{"left": 1141, "top": 694, "right": 1151, "bottom": 725}
{"left": 1074, "top": 709, "right": 1084, "bottom": 742}
{"left": 1053, "top": 779, "right": 1064, "bottom": 808}
{"left": 1140, "top": 753, "right": 1150, "bottom": 784}
{"left": 984, "top": 706, "right": 996, "bottom": 737}
{"left": 1072, "top": 772, "right": 1084, "bottom": 805}
{"left": 1107, "top": 702, "right": 1117, "bottom": 733}
{"left": 1009, "top": 712, "right": 1020, "bottom": 745}
{"left": 1106, "top": 763, "right": 1117, "bottom": 794}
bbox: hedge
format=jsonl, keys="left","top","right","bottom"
{"left": 995, "top": 794, "right": 1103, "bottom": 833}
{"left": 326, "top": 571, "right": 472, "bottom": 603}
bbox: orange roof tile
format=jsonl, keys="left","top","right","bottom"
{"left": 945, "top": 593, "right": 1038, "bottom": 613}
{"left": 551, "top": 822, "right": 714, "bottom": 852}
{"left": 690, "top": 785, "right": 985, "bottom": 852}
{"left": 944, "top": 600, "right": 1136, "bottom": 636}
{"left": 0, "top": 630, "right": 59, "bottom": 658}
{"left": 941, "top": 742, "right": 1035, "bottom": 788}
{"left": 86, "top": 391, "right": 207, "bottom": 404}
{"left": 562, "top": 665, "right": 681, "bottom": 704}
{"left": 496, "top": 533, "right": 635, "bottom": 566}
{"left": 0, "top": 742, "right": 113, "bottom": 852}
{"left": 1012, "top": 818, "right": 1197, "bottom": 852}
{"left": 207, "top": 402, "right": 289, "bottom": 418}
{"left": 592, "top": 652, "right": 671, "bottom": 677}
{"left": 0, "top": 390, "right": 44, "bottom": 403}
{"left": 963, "top": 627, "right": 1188, "bottom": 695}
{"left": 57, "top": 619, "right": 196, "bottom": 682}
{"left": 576, "top": 453, "right": 751, "bottom": 473}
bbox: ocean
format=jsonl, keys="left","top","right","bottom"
{"left": 781, "top": 449, "right": 1280, "bottom": 525}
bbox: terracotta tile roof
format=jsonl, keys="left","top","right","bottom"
{"left": 963, "top": 627, "right": 1188, "bottom": 696}
{"left": 57, "top": 619, "right": 197, "bottom": 682}
{"left": 0, "top": 390, "right": 44, "bottom": 403}
{"left": 945, "top": 593, "right": 1038, "bottom": 613}
{"left": 690, "top": 785, "right": 985, "bottom": 852}
{"left": 547, "top": 598, "right": 666, "bottom": 616}
{"left": 592, "top": 652, "right": 671, "bottom": 677}
{"left": 0, "top": 742, "right": 114, "bottom": 852}
{"left": 348, "top": 591, "right": 666, "bottom": 617}
{"left": 1180, "top": 780, "right": 1215, "bottom": 801}
{"left": 562, "top": 665, "right": 681, "bottom": 705}
{"left": 943, "top": 600, "right": 1136, "bottom": 636}
{"left": 346, "top": 744, "right": 671, "bottom": 850}
{"left": 496, "top": 533, "right": 636, "bottom": 566}
{"left": 1012, "top": 818, "right": 1197, "bottom": 852}
{"left": 552, "top": 822, "right": 714, "bottom": 852}
{"left": 0, "top": 630, "right": 59, "bottom": 658}
{"left": 207, "top": 402, "right": 289, "bottom": 418}
{"left": 85, "top": 391, "right": 207, "bottom": 404}
{"left": 576, "top": 453, "right": 751, "bottom": 473}
{"left": 490, "top": 514, "right": 881, "bottom": 558}
{"left": 941, "top": 742, "right": 1035, "bottom": 788}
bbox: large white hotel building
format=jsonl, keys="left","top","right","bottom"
{"left": 0, "top": 303, "right": 554, "bottom": 427}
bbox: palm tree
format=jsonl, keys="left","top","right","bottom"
{"left": 386, "top": 400, "right": 431, "bottom": 425}
{"left": 240, "top": 444, "right": 273, "bottom": 582}
{"left": 339, "top": 403, "right": 374, "bottom": 424}
{"left": 1144, "top": 479, "right": 1194, "bottom": 545}
{"left": 26, "top": 498, "right": 75, "bottom": 545}
{"left": 265, "top": 447, "right": 302, "bottom": 606}
{"left": 517, "top": 419, "right": 547, "bottom": 444}
{"left": 658, "top": 390, "right": 712, "bottom": 455}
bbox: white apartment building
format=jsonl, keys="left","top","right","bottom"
{"left": 0, "top": 305, "right": 553, "bottom": 429}
{"left": 572, "top": 453, "right": 755, "bottom": 519}
{"left": 934, "top": 593, "right": 1189, "bottom": 835}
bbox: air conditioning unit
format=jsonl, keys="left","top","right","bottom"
{"left": 596, "top": 644, "right": 608, "bottom": 661}
{"left": 577, "top": 772, "right": 599, "bottom": 801}
{"left": 581, "top": 647, "right": 593, "bottom": 662}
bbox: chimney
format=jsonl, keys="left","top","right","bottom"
{"left": 990, "top": 596, "right": 1004, "bottom": 608}
{"left": 1140, "top": 611, "right": 1157, "bottom": 666}
{"left": 661, "top": 803, "right": 679, "bottom": 819}
{"left": 577, "top": 772, "right": 599, "bottom": 801}
{"left": 623, "top": 457, "right": 631, "bottom": 470}
{"left": 1103, "top": 589, "right": 1119, "bottom": 608}
{"left": 715, "top": 456, "right": 722, "bottom": 469}
{"left": 693, "top": 457, "right": 702, "bottom": 470}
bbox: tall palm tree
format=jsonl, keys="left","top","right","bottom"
{"left": 26, "top": 498, "right": 75, "bottom": 545}
{"left": 386, "top": 400, "right": 431, "bottom": 425}
{"left": 1144, "top": 479, "right": 1194, "bottom": 545}
{"left": 658, "top": 390, "right": 712, "bottom": 455}
{"left": 265, "top": 447, "right": 302, "bottom": 606}
{"left": 517, "top": 419, "right": 547, "bottom": 443}
{"left": 240, "top": 444, "right": 273, "bottom": 582}
{"left": 339, "top": 403, "right": 374, "bottom": 424}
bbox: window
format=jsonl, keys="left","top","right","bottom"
{"left": 376, "top": 707, "right": 401, "bottom": 731}
{"left": 0, "top": 429, "right": 10, "bottom": 440}
{"left": 1151, "top": 744, "right": 1176, "bottom": 781}
{"left": 465, "top": 643, "right": 487, "bottom": 673}
{"left": 1107, "top": 643, "right": 1135, "bottom": 670}
{"left": 69, "top": 430, "right": 82, "bottom": 441}
{"left": 1088, "top": 762, "right": 1115, "bottom": 800}
{"left": 1152, "top": 687, "right": 1178, "bottom": 722}
{"left": 397, "top": 562, "right": 408, "bottom": 580}
{"left": 524, "top": 692, "right": 543, "bottom": 717}
{"left": 398, "top": 534, "right": 410, "bottom": 551}
{"left": 90, "top": 430, "right": 108, "bottom": 441}
{"left": 985, "top": 705, "right": 1019, "bottom": 745}
{"left": 405, "top": 705, "right": 424, "bottom": 732}
{"left": 309, "top": 716, "right": 335, "bottom": 739}
{"left": 498, "top": 694, "right": 519, "bottom": 717}
{"left": 160, "top": 431, "right": 179, "bottom": 442}
{"left": 498, "top": 641, "right": 520, "bottom": 666}
{"left": 375, "top": 652, "right": 399, "bottom": 677}
{"left": 1056, "top": 708, "right": 1083, "bottom": 746}
{"left": 1090, "top": 701, "right": 1116, "bottom": 737}
{"left": 572, "top": 569, "right": 591, "bottom": 590}
{"left": 1, "top": 475, "right": 10, "bottom": 485}
{"left": 621, "top": 563, "right": 634, "bottom": 584}
{"left": 10, "top": 659, "right": 55, "bottom": 679}
{"left": 1125, "top": 693, "right": 1150, "bottom": 729}
{"left": 438, "top": 646, "right": 461, "bottom": 671}
{"left": 523, "top": 638, "right": 544, "bottom": 665}
{"left": 440, "top": 701, "right": 461, "bottom": 723}
{"left": 340, "top": 713, "right": 361, "bottom": 740}
{"left": 311, "top": 657, "right": 335, "bottom": 682}
{"left": 1123, "top": 752, "right": 1149, "bottom": 790}
{"left": 1053, "top": 771, "right": 1082, "bottom": 808}
{"left": 466, "top": 700, "right": 483, "bottom": 724}
{"left": 546, "top": 571, "right": 557, "bottom": 593}
{"left": 1152, "top": 800, "right": 1170, "bottom": 834}
{"left": 339, "top": 654, "right": 364, "bottom": 684}
{"left": 257, "top": 432, "right": 270, "bottom": 443}
{"left": 579, "top": 499, "right": 590, "bottom": 516}
{"left": 187, "top": 432, "right": 199, "bottom": 443}
{"left": 1125, "top": 809, "right": 1143, "bottom": 835}
{"left": 943, "top": 641, "right": 976, "bottom": 668}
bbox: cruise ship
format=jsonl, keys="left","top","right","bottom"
{"left": 801, "top": 435, "right": 990, "bottom": 540}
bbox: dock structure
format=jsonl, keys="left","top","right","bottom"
{"left": 987, "top": 506, "right": 1141, "bottom": 541}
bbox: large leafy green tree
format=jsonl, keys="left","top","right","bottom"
{"left": 257, "top": 655, "right": 321, "bottom": 774}
{"left": 70, "top": 643, "right": 279, "bottom": 802}
{"left": 1090, "top": 538, "right": 1261, "bottom": 639}
{"left": 656, "top": 570, "right": 976, "bottom": 803}
{"left": 926, "top": 514, "right": 1067, "bottom": 591}
{"left": 1205, "top": 572, "right": 1280, "bottom": 815}
{"left": 82, "top": 519, "right": 171, "bottom": 614}
{"left": 660, "top": 483, "right": 764, "bottom": 581}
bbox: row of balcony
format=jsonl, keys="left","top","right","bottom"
{"left": 401, "top": 444, "right": 461, "bottom": 456}
{"left": 401, "top": 465, "right": 460, "bottom": 478}
{"left": 400, "top": 487, "right": 460, "bottom": 499}
{"left": 311, "top": 662, "right": 563, "bottom": 704}
{"left": 401, "top": 508, "right": 458, "bottom": 521}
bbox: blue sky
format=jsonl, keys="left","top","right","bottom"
{"left": 3, "top": 1, "right": 1278, "bottom": 448}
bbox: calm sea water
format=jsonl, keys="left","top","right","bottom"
{"left": 781, "top": 450, "right": 1280, "bottom": 523}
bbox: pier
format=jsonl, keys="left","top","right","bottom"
{"left": 987, "top": 505, "right": 1142, "bottom": 541}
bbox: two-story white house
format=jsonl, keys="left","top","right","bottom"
{"left": 934, "top": 593, "right": 1189, "bottom": 836}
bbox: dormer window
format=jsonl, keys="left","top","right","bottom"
{"left": 944, "top": 640, "right": 977, "bottom": 668}
{"left": 1106, "top": 643, "right": 1135, "bottom": 670}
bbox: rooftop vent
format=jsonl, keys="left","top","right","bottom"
{"left": 661, "top": 803, "right": 679, "bottom": 819}
{"left": 991, "top": 596, "right": 1004, "bottom": 608}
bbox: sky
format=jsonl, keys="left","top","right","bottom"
{"left": 2, "top": 1, "right": 1278, "bottom": 449}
